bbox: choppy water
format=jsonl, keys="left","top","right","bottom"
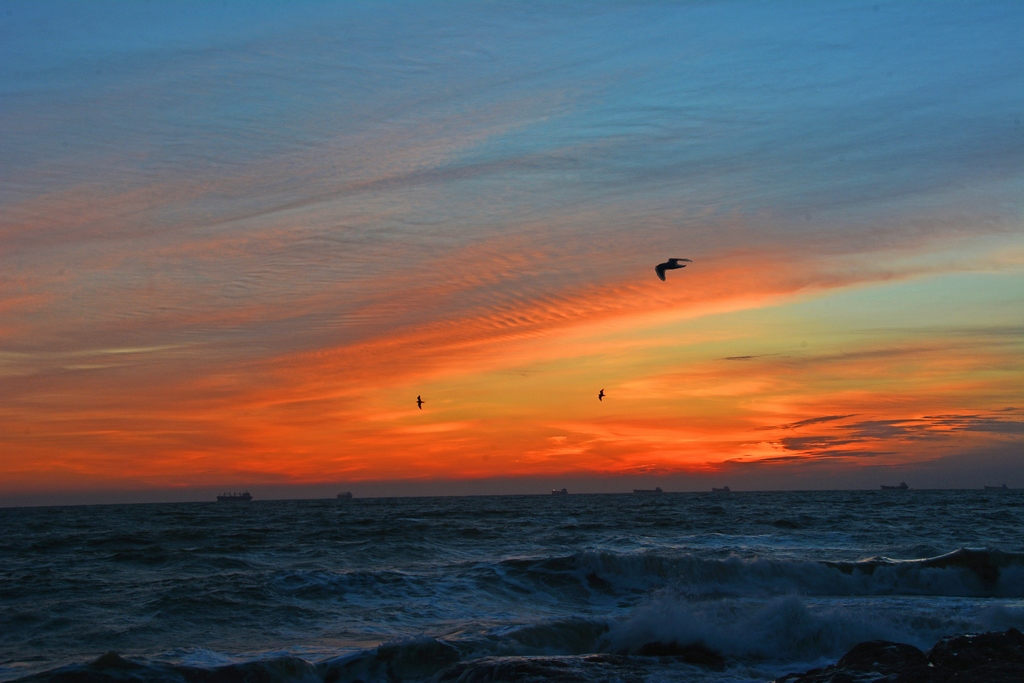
{"left": 3, "top": 490, "right": 1024, "bottom": 682}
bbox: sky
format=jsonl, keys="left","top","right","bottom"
{"left": 1, "top": 1, "right": 1022, "bottom": 505}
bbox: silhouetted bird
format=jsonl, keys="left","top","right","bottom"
{"left": 416, "top": 395, "right": 424, "bottom": 409}
{"left": 655, "top": 258, "right": 692, "bottom": 281}
{"left": 598, "top": 389, "right": 605, "bottom": 401}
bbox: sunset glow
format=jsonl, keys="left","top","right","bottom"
{"left": 2, "top": 2, "right": 1022, "bottom": 503}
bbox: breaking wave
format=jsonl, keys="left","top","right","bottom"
{"left": 14, "top": 549, "right": 1024, "bottom": 683}
{"left": 498, "top": 547, "right": 1024, "bottom": 599}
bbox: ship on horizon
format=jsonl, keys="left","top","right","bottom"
{"left": 881, "top": 482, "right": 909, "bottom": 491}
{"left": 217, "top": 491, "right": 252, "bottom": 502}
{"left": 633, "top": 487, "right": 663, "bottom": 494}
{"left": 337, "top": 491, "right": 353, "bottom": 499}
{"left": 712, "top": 486, "right": 731, "bottom": 493}
{"left": 552, "top": 488, "right": 568, "bottom": 496}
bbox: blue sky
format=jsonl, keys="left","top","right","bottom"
{"left": 2, "top": 1, "right": 1022, "bottom": 503}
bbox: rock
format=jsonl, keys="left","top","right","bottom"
{"left": 435, "top": 654, "right": 644, "bottom": 683}
{"left": 321, "top": 637, "right": 459, "bottom": 683}
{"left": 835, "top": 640, "right": 928, "bottom": 673}
{"left": 772, "top": 641, "right": 929, "bottom": 683}
{"left": 633, "top": 641, "right": 726, "bottom": 670}
{"left": 772, "top": 629, "right": 1024, "bottom": 683}
{"left": 88, "top": 654, "right": 142, "bottom": 671}
{"left": 926, "top": 627, "right": 1024, "bottom": 680}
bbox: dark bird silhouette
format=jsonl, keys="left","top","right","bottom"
{"left": 655, "top": 258, "right": 692, "bottom": 281}
{"left": 598, "top": 389, "right": 605, "bottom": 401}
{"left": 416, "top": 395, "right": 424, "bottom": 409}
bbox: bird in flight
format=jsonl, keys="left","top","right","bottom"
{"left": 655, "top": 258, "right": 692, "bottom": 281}
{"left": 416, "top": 395, "right": 424, "bottom": 409}
{"left": 598, "top": 389, "right": 605, "bottom": 401}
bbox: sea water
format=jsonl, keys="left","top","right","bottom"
{"left": 2, "top": 490, "right": 1023, "bottom": 682}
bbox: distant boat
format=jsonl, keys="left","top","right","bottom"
{"left": 217, "top": 491, "right": 252, "bottom": 502}
{"left": 633, "top": 487, "right": 663, "bottom": 494}
{"left": 712, "top": 486, "right": 731, "bottom": 493}
{"left": 881, "top": 482, "right": 909, "bottom": 490}
{"left": 552, "top": 488, "right": 568, "bottom": 496}
{"left": 984, "top": 484, "right": 1008, "bottom": 490}
{"left": 337, "top": 492, "right": 353, "bottom": 500}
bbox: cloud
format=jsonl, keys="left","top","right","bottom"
{"left": 764, "top": 415, "right": 857, "bottom": 431}
{"left": 778, "top": 435, "right": 858, "bottom": 451}
{"left": 755, "top": 410, "right": 1024, "bottom": 463}
{"left": 921, "top": 413, "right": 1024, "bottom": 435}
{"left": 729, "top": 449, "right": 893, "bottom": 465}
{"left": 835, "top": 413, "right": 1024, "bottom": 441}
{"left": 2, "top": 1, "right": 1023, "bottom": 496}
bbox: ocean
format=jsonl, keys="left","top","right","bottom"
{"left": 2, "top": 490, "right": 1023, "bottom": 683}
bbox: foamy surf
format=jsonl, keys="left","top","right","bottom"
{"left": 14, "top": 600, "right": 1024, "bottom": 683}
{"left": 567, "top": 547, "right": 1024, "bottom": 598}
{"left": 3, "top": 492, "right": 1023, "bottom": 682}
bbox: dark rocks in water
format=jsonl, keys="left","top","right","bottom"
{"left": 436, "top": 654, "right": 644, "bottom": 683}
{"left": 374, "top": 638, "right": 460, "bottom": 679}
{"left": 198, "top": 657, "right": 319, "bottom": 683}
{"left": 774, "top": 628, "right": 1024, "bottom": 683}
{"left": 22, "top": 630, "right": 1024, "bottom": 683}
{"left": 321, "top": 637, "right": 459, "bottom": 683}
{"left": 89, "top": 653, "right": 142, "bottom": 672}
{"left": 40, "top": 652, "right": 150, "bottom": 683}
{"left": 633, "top": 641, "right": 726, "bottom": 670}
{"left": 928, "top": 628, "right": 1024, "bottom": 678}
{"left": 834, "top": 640, "right": 928, "bottom": 676}
{"left": 26, "top": 653, "right": 319, "bottom": 683}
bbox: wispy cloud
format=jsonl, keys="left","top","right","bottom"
{"left": 1, "top": 1, "right": 1022, "bottom": 494}
{"left": 745, "top": 409, "right": 1024, "bottom": 466}
{"left": 767, "top": 415, "right": 858, "bottom": 431}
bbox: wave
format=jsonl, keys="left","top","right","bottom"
{"left": 497, "top": 547, "right": 1024, "bottom": 599}
{"left": 606, "top": 595, "right": 950, "bottom": 663}
{"left": 32, "top": 547, "right": 1015, "bottom": 630}
{"left": 13, "top": 652, "right": 323, "bottom": 683}
{"left": 9, "top": 549, "right": 1024, "bottom": 683}
{"left": 13, "top": 603, "right": 1024, "bottom": 683}
{"left": 457, "top": 593, "right": 1024, "bottom": 664}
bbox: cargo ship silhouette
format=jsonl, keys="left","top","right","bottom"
{"left": 217, "top": 491, "right": 252, "bottom": 502}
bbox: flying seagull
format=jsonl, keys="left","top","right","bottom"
{"left": 655, "top": 258, "right": 692, "bottom": 281}
{"left": 416, "top": 395, "right": 424, "bottom": 409}
{"left": 598, "top": 389, "right": 605, "bottom": 401}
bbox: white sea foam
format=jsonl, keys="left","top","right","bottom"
{"left": 603, "top": 592, "right": 1024, "bottom": 664}
{"left": 4, "top": 493, "right": 1024, "bottom": 683}
{"left": 566, "top": 548, "right": 1024, "bottom": 598}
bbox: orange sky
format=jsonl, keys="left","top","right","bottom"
{"left": 2, "top": 3, "right": 1023, "bottom": 503}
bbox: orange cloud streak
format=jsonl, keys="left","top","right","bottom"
{"left": 3, "top": 216, "right": 1019, "bottom": 494}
